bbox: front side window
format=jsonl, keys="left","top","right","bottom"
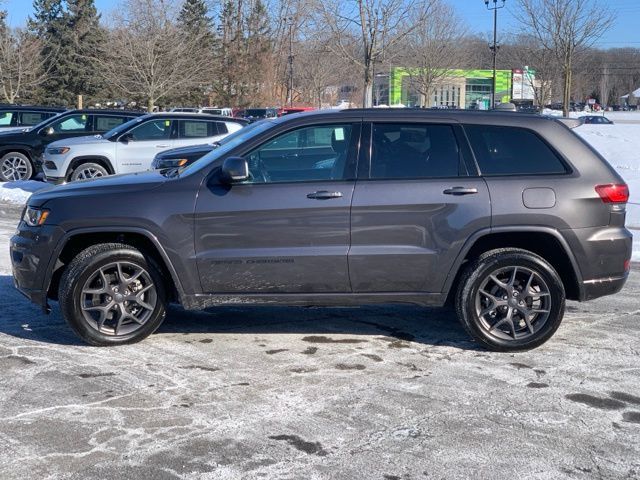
{"left": 464, "top": 125, "right": 567, "bottom": 176}
{"left": 128, "top": 119, "right": 171, "bottom": 141}
{"left": 0, "top": 112, "right": 14, "bottom": 126}
{"left": 370, "top": 123, "right": 462, "bottom": 179}
{"left": 51, "top": 114, "right": 90, "bottom": 132}
{"left": 244, "top": 124, "right": 354, "bottom": 183}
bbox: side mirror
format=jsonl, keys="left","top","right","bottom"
{"left": 220, "top": 156, "right": 249, "bottom": 183}
{"left": 118, "top": 133, "right": 132, "bottom": 143}
{"left": 39, "top": 126, "right": 54, "bottom": 136}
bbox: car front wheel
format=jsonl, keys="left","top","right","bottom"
{"left": 59, "top": 243, "right": 167, "bottom": 346}
{"left": 70, "top": 162, "right": 109, "bottom": 182}
{"left": 455, "top": 248, "right": 566, "bottom": 351}
{"left": 0, "top": 152, "right": 33, "bottom": 181}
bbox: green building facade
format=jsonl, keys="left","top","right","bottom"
{"left": 388, "top": 67, "right": 514, "bottom": 109}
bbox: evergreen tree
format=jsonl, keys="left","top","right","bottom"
{"left": 178, "top": 0, "right": 213, "bottom": 39}
{"left": 28, "top": 0, "right": 68, "bottom": 105}
{"left": 66, "top": 0, "right": 106, "bottom": 105}
{"left": 177, "top": 0, "right": 214, "bottom": 106}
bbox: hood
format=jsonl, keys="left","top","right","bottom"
{"left": 28, "top": 170, "right": 168, "bottom": 207}
{"left": 157, "top": 143, "right": 214, "bottom": 158}
{"left": 0, "top": 126, "right": 31, "bottom": 134}
{"left": 48, "top": 134, "right": 109, "bottom": 148}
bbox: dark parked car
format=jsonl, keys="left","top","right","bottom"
{"left": 579, "top": 115, "right": 614, "bottom": 125}
{"left": 237, "top": 108, "right": 278, "bottom": 122}
{"left": 0, "top": 109, "right": 143, "bottom": 182}
{"left": 11, "top": 109, "right": 632, "bottom": 351}
{"left": 0, "top": 105, "right": 65, "bottom": 131}
{"left": 151, "top": 143, "right": 216, "bottom": 170}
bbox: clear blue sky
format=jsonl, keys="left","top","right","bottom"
{"left": 3, "top": 0, "right": 639, "bottom": 48}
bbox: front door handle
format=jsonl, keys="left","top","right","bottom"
{"left": 307, "top": 191, "right": 343, "bottom": 200}
{"left": 443, "top": 186, "right": 478, "bottom": 196}
{"left": 155, "top": 144, "right": 170, "bottom": 148}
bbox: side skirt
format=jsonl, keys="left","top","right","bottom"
{"left": 180, "top": 292, "right": 447, "bottom": 310}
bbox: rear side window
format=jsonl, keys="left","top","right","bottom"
{"left": 370, "top": 123, "right": 462, "bottom": 179}
{"left": 95, "top": 115, "right": 129, "bottom": 131}
{"left": 20, "top": 112, "right": 47, "bottom": 125}
{"left": 179, "top": 120, "right": 220, "bottom": 138}
{"left": 465, "top": 125, "right": 567, "bottom": 175}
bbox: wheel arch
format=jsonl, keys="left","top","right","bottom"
{"left": 46, "top": 228, "right": 185, "bottom": 305}
{"left": 0, "top": 146, "right": 35, "bottom": 162}
{"left": 66, "top": 156, "right": 115, "bottom": 179}
{"left": 444, "top": 227, "right": 583, "bottom": 303}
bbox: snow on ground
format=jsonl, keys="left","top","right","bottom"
{"left": 575, "top": 123, "right": 640, "bottom": 260}
{"left": 0, "top": 180, "right": 48, "bottom": 205}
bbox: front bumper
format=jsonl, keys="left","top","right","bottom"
{"left": 43, "top": 175, "right": 66, "bottom": 185}
{"left": 11, "top": 223, "right": 65, "bottom": 312}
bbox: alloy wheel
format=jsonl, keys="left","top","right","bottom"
{"left": 80, "top": 261, "right": 158, "bottom": 336}
{"left": 1, "top": 156, "right": 29, "bottom": 181}
{"left": 475, "top": 266, "right": 551, "bottom": 341}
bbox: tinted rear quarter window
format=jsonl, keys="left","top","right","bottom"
{"left": 465, "top": 125, "right": 567, "bottom": 175}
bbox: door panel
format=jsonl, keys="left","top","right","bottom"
{"left": 349, "top": 178, "right": 490, "bottom": 292}
{"left": 194, "top": 122, "right": 360, "bottom": 294}
{"left": 348, "top": 122, "right": 491, "bottom": 293}
{"left": 116, "top": 119, "right": 174, "bottom": 173}
{"left": 195, "top": 181, "right": 354, "bottom": 293}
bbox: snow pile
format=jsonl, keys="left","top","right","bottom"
{"left": 0, "top": 180, "right": 49, "bottom": 205}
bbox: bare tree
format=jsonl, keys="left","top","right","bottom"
{"left": 402, "top": 0, "right": 466, "bottom": 107}
{"left": 516, "top": 0, "right": 614, "bottom": 116}
{"left": 315, "top": 0, "right": 429, "bottom": 107}
{"left": 0, "top": 27, "right": 52, "bottom": 103}
{"left": 90, "top": 0, "right": 211, "bottom": 111}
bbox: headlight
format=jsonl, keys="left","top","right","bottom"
{"left": 46, "top": 147, "right": 70, "bottom": 155}
{"left": 153, "top": 158, "right": 189, "bottom": 169}
{"left": 23, "top": 207, "right": 50, "bottom": 227}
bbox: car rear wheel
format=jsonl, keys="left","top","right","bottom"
{"left": 70, "top": 162, "right": 109, "bottom": 182}
{"left": 455, "top": 248, "right": 565, "bottom": 351}
{"left": 0, "top": 152, "right": 33, "bottom": 181}
{"left": 59, "top": 243, "right": 167, "bottom": 346}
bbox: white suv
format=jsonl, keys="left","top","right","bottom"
{"left": 42, "top": 113, "right": 246, "bottom": 183}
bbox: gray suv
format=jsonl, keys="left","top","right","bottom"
{"left": 10, "top": 109, "right": 632, "bottom": 351}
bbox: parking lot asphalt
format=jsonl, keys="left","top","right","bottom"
{"left": 0, "top": 202, "right": 639, "bottom": 480}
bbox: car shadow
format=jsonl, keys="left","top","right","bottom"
{"left": 0, "top": 275, "right": 480, "bottom": 350}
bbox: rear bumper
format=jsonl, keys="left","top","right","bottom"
{"left": 562, "top": 226, "right": 632, "bottom": 301}
{"left": 581, "top": 272, "right": 629, "bottom": 301}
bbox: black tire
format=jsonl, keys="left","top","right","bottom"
{"left": 455, "top": 248, "right": 565, "bottom": 352}
{"left": 0, "top": 152, "right": 33, "bottom": 181}
{"left": 59, "top": 243, "right": 167, "bottom": 346}
{"left": 70, "top": 162, "right": 109, "bottom": 182}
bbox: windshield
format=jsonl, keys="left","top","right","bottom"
{"left": 102, "top": 115, "right": 148, "bottom": 140}
{"left": 179, "top": 120, "right": 275, "bottom": 175}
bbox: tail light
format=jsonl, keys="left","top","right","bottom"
{"left": 595, "top": 184, "right": 629, "bottom": 203}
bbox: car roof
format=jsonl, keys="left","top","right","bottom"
{"left": 61, "top": 108, "right": 144, "bottom": 116}
{"left": 145, "top": 112, "right": 248, "bottom": 123}
{"left": 0, "top": 105, "right": 66, "bottom": 112}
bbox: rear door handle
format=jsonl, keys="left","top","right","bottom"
{"left": 307, "top": 191, "right": 343, "bottom": 200}
{"left": 443, "top": 186, "right": 478, "bottom": 196}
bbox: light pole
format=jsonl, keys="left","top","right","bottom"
{"left": 485, "top": 0, "right": 505, "bottom": 109}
